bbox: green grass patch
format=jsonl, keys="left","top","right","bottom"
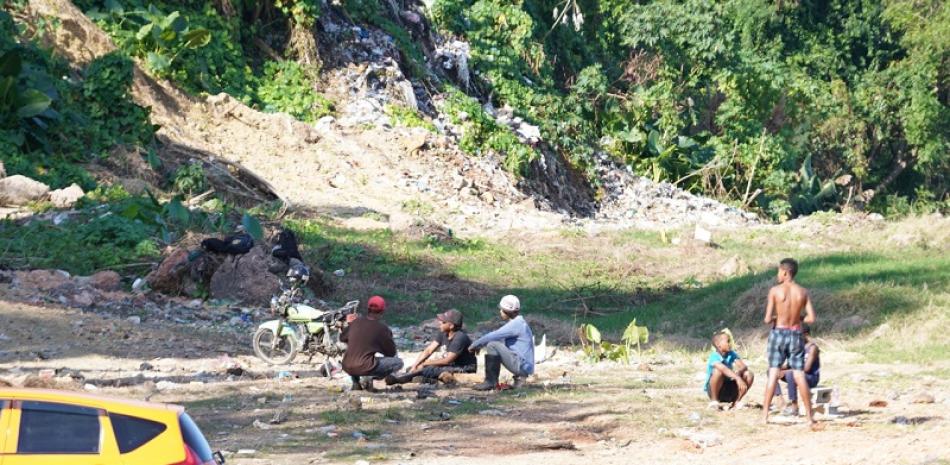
{"left": 590, "top": 250, "right": 950, "bottom": 359}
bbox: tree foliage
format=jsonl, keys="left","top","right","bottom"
{"left": 432, "top": 0, "right": 950, "bottom": 217}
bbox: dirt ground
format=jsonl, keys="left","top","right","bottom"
{"left": 1, "top": 299, "right": 947, "bottom": 465}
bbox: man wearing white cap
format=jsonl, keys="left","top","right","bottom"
{"left": 469, "top": 295, "right": 535, "bottom": 390}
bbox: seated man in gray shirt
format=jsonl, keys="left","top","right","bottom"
{"left": 469, "top": 295, "right": 534, "bottom": 390}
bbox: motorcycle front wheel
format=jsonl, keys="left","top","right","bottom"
{"left": 252, "top": 327, "right": 299, "bottom": 364}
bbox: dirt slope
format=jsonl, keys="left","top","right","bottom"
{"left": 26, "top": 0, "right": 568, "bottom": 235}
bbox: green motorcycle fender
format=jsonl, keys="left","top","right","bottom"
{"left": 258, "top": 320, "right": 300, "bottom": 343}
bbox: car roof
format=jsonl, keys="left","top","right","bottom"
{"left": 0, "top": 388, "right": 184, "bottom": 413}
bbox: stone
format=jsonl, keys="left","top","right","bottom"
{"left": 400, "top": 10, "right": 421, "bottom": 23}
{"left": 675, "top": 428, "right": 722, "bottom": 448}
{"left": 718, "top": 255, "right": 750, "bottom": 277}
{"left": 127, "top": 316, "right": 141, "bottom": 325}
{"left": 329, "top": 174, "right": 348, "bottom": 188}
{"left": 0, "top": 160, "right": 5, "bottom": 178}
{"left": 146, "top": 248, "right": 191, "bottom": 295}
{"left": 693, "top": 225, "right": 712, "bottom": 244}
{"left": 49, "top": 183, "right": 84, "bottom": 208}
{"left": 0, "top": 175, "right": 50, "bottom": 205}
{"left": 88, "top": 270, "right": 122, "bottom": 291}
{"left": 911, "top": 393, "right": 935, "bottom": 404}
{"left": 12, "top": 269, "right": 71, "bottom": 291}
{"left": 117, "top": 177, "right": 151, "bottom": 195}
{"left": 71, "top": 291, "right": 95, "bottom": 307}
{"left": 209, "top": 246, "right": 282, "bottom": 306}
{"left": 867, "top": 213, "right": 885, "bottom": 222}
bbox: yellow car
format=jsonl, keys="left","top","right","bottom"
{"left": 0, "top": 387, "right": 223, "bottom": 465}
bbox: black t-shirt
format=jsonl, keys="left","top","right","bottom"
{"left": 436, "top": 331, "right": 477, "bottom": 367}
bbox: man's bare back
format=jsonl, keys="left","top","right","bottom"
{"left": 765, "top": 282, "right": 815, "bottom": 328}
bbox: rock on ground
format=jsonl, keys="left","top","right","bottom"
{"left": 0, "top": 175, "right": 50, "bottom": 206}
{"left": 12, "top": 269, "right": 72, "bottom": 291}
{"left": 146, "top": 248, "right": 191, "bottom": 295}
{"left": 209, "top": 246, "right": 282, "bottom": 306}
{"left": 88, "top": 270, "right": 122, "bottom": 291}
{"left": 49, "top": 184, "right": 85, "bottom": 208}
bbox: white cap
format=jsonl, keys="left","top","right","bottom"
{"left": 499, "top": 295, "right": 520, "bottom": 313}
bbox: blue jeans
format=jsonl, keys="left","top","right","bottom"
{"left": 777, "top": 371, "right": 819, "bottom": 402}
{"left": 367, "top": 356, "right": 404, "bottom": 379}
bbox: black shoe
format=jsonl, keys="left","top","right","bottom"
{"left": 350, "top": 375, "right": 363, "bottom": 391}
{"left": 472, "top": 381, "right": 496, "bottom": 391}
{"left": 473, "top": 355, "right": 501, "bottom": 391}
{"left": 385, "top": 373, "right": 411, "bottom": 385}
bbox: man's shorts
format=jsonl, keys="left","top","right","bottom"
{"left": 767, "top": 328, "right": 805, "bottom": 370}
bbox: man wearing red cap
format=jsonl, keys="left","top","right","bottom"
{"left": 340, "top": 295, "right": 403, "bottom": 391}
{"left": 385, "top": 308, "right": 477, "bottom": 385}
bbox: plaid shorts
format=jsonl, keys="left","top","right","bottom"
{"left": 767, "top": 328, "right": 805, "bottom": 370}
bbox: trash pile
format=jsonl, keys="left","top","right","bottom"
{"left": 593, "top": 153, "right": 760, "bottom": 228}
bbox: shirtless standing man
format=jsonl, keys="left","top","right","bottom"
{"left": 762, "top": 258, "right": 817, "bottom": 425}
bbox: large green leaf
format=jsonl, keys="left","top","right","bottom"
{"left": 16, "top": 89, "right": 52, "bottom": 118}
{"left": 0, "top": 77, "right": 14, "bottom": 106}
{"left": 146, "top": 52, "right": 171, "bottom": 72}
{"left": 0, "top": 50, "right": 22, "bottom": 78}
{"left": 104, "top": 0, "right": 124, "bottom": 14}
{"left": 242, "top": 213, "right": 264, "bottom": 241}
{"left": 135, "top": 22, "right": 154, "bottom": 41}
{"left": 162, "top": 11, "right": 186, "bottom": 33}
{"left": 622, "top": 319, "right": 650, "bottom": 344}
{"left": 582, "top": 323, "right": 602, "bottom": 344}
{"left": 182, "top": 29, "right": 211, "bottom": 49}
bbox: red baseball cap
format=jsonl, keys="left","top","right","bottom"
{"left": 367, "top": 295, "right": 386, "bottom": 313}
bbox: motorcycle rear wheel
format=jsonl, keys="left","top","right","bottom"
{"left": 252, "top": 327, "right": 298, "bottom": 364}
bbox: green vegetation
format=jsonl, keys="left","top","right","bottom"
{"left": 55, "top": 0, "right": 950, "bottom": 218}
{"left": 385, "top": 104, "right": 436, "bottom": 132}
{"left": 0, "top": 188, "right": 243, "bottom": 275}
{"left": 0, "top": 11, "right": 155, "bottom": 190}
{"left": 431, "top": 0, "right": 950, "bottom": 218}
{"left": 443, "top": 87, "right": 538, "bottom": 174}
{"left": 76, "top": 0, "right": 335, "bottom": 120}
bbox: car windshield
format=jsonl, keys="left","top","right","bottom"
{"left": 178, "top": 412, "right": 215, "bottom": 463}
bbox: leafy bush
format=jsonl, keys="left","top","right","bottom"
{"left": 0, "top": 10, "right": 154, "bottom": 190}
{"left": 385, "top": 104, "right": 436, "bottom": 132}
{"left": 171, "top": 161, "right": 208, "bottom": 196}
{"left": 258, "top": 60, "right": 333, "bottom": 121}
{"left": 77, "top": 1, "right": 336, "bottom": 121}
{"left": 444, "top": 87, "right": 537, "bottom": 174}
{"left": 430, "top": 0, "right": 950, "bottom": 218}
{"left": 578, "top": 320, "right": 650, "bottom": 364}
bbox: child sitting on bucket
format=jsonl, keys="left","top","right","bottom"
{"left": 704, "top": 331, "right": 755, "bottom": 409}
{"left": 775, "top": 323, "right": 820, "bottom": 416}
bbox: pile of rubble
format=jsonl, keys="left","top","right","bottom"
{"left": 0, "top": 161, "right": 86, "bottom": 217}
{"left": 592, "top": 154, "right": 760, "bottom": 228}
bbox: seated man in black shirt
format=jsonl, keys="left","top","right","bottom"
{"left": 386, "top": 309, "right": 477, "bottom": 385}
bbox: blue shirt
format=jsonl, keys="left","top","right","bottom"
{"left": 704, "top": 350, "right": 740, "bottom": 392}
{"left": 472, "top": 315, "right": 535, "bottom": 375}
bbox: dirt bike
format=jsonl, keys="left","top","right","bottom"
{"left": 252, "top": 262, "right": 358, "bottom": 370}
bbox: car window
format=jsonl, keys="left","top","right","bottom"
{"left": 110, "top": 412, "right": 168, "bottom": 454}
{"left": 18, "top": 401, "right": 100, "bottom": 454}
{"left": 179, "top": 412, "right": 215, "bottom": 463}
